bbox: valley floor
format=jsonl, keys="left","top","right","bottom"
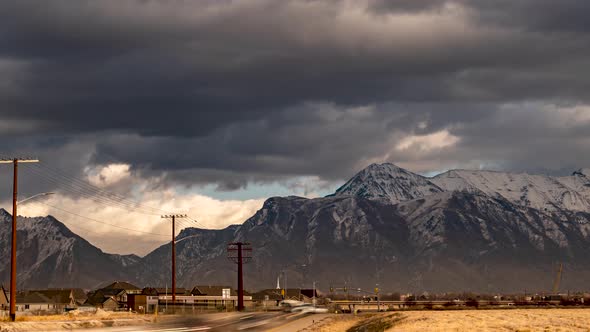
{"left": 312, "top": 309, "right": 590, "bottom": 331}
{"left": 388, "top": 308, "right": 590, "bottom": 331}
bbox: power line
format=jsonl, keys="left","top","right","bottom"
{"left": 27, "top": 163, "right": 171, "bottom": 215}
{"left": 27, "top": 164, "right": 204, "bottom": 229}
{"left": 37, "top": 202, "right": 169, "bottom": 237}
{"left": 19, "top": 163, "right": 203, "bottom": 234}
{"left": 33, "top": 162, "right": 164, "bottom": 210}
{"left": 27, "top": 164, "right": 164, "bottom": 215}
{"left": 23, "top": 165, "right": 162, "bottom": 216}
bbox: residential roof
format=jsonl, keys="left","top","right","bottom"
{"left": 85, "top": 290, "right": 114, "bottom": 306}
{"left": 27, "top": 288, "right": 87, "bottom": 303}
{"left": 141, "top": 287, "right": 159, "bottom": 296}
{"left": 100, "top": 288, "right": 126, "bottom": 297}
{"left": 102, "top": 281, "right": 140, "bottom": 290}
{"left": 150, "top": 288, "right": 188, "bottom": 295}
{"left": 71, "top": 288, "right": 88, "bottom": 303}
{"left": 16, "top": 292, "right": 51, "bottom": 304}
{"left": 23, "top": 290, "right": 73, "bottom": 304}
{"left": 15, "top": 290, "right": 74, "bottom": 305}
{"left": 191, "top": 286, "right": 235, "bottom": 297}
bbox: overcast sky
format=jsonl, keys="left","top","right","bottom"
{"left": 2, "top": 0, "right": 590, "bottom": 255}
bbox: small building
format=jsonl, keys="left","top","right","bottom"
{"left": 135, "top": 286, "right": 253, "bottom": 311}
{"left": 86, "top": 281, "right": 141, "bottom": 310}
{"left": 85, "top": 290, "right": 119, "bottom": 310}
{"left": 15, "top": 289, "right": 77, "bottom": 313}
{"left": 127, "top": 294, "right": 159, "bottom": 313}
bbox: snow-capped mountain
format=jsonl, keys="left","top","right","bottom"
{"left": 6, "top": 163, "right": 590, "bottom": 293}
{"left": 134, "top": 195, "right": 590, "bottom": 292}
{"left": 0, "top": 208, "right": 136, "bottom": 289}
{"left": 431, "top": 168, "right": 590, "bottom": 212}
{"left": 332, "top": 163, "right": 443, "bottom": 203}
{"left": 130, "top": 164, "right": 590, "bottom": 292}
{"left": 333, "top": 163, "right": 590, "bottom": 212}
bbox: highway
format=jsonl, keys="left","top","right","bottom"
{"left": 86, "top": 311, "right": 331, "bottom": 332}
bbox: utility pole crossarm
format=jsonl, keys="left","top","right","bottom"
{"left": 161, "top": 214, "right": 188, "bottom": 219}
{"left": 0, "top": 158, "right": 39, "bottom": 163}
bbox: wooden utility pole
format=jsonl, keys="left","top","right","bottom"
{"left": 0, "top": 158, "right": 39, "bottom": 322}
{"left": 161, "top": 214, "right": 186, "bottom": 312}
{"left": 227, "top": 242, "right": 252, "bottom": 311}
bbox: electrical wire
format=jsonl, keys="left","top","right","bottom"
{"left": 36, "top": 201, "right": 170, "bottom": 237}
{"left": 20, "top": 163, "right": 203, "bottom": 234}
{"left": 28, "top": 164, "right": 203, "bottom": 228}
{"left": 31, "top": 165, "right": 169, "bottom": 215}
{"left": 23, "top": 166, "right": 166, "bottom": 217}
{"left": 25, "top": 164, "right": 165, "bottom": 215}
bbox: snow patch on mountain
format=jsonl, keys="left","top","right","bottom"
{"left": 431, "top": 169, "right": 590, "bottom": 212}
{"left": 332, "top": 163, "right": 443, "bottom": 203}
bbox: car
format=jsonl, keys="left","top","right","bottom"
{"left": 300, "top": 306, "right": 328, "bottom": 314}
{"left": 290, "top": 303, "right": 313, "bottom": 312}
{"left": 290, "top": 304, "right": 328, "bottom": 314}
{"left": 279, "top": 300, "right": 306, "bottom": 312}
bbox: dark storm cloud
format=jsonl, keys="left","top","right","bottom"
{"left": 462, "top": 0, "right": 590, "bottom": 33}
{"left": 1, "top": 0, "right": 590, "bottom": 194}
{"left": 367, "top": 0, "right": 449, "bottom": 13}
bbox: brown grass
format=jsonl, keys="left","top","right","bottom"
{"left": 0, "top": 310, "right": 152, "bottom": 322}
{"left": 387, "top": 308, "right": 590, "bottom": 331}
{"left": 312, "top": 315, "right": 362, "bottom": 332}
{"left": 347, "top": 313, "right": 404, "bottom": 332}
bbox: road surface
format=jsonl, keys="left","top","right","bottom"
{"left": 85, "top": 311, "right": 333, "bottom": 332}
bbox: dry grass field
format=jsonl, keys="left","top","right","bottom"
{"left": 388, "top": 309, "right": 590, "bottom": 331}
{"left": 0, "top": 308, "right": 151, "bottom": 322}
{"left": 0, "top": 309, "right": 156, "bottom": 331}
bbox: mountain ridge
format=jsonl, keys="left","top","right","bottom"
{"left": 0, "top": 208, "right": 140, "bottom": 289}
{"left": 3, "top": 163, "right": 590, "bottom": 293}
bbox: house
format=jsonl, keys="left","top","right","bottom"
{"left": 15, "top": 289, "right": 77, "bottom": 313}
{"left": 191, "top": 285, "right": 236, "bottom": 297}
{"left": 86, "top": 281, "right": 141, "bottom": 310}
{"left": 71, "top": 288, "right": 88, "bottom": 306}
{"left": 148, "top": 287, "right": 188, "bottom": 296}
{"left": 85, "top": 290, "right": 119, "bottom": 310}
{"left": 101, "top": 281, "right": 141, "bottom": 303}
{"left": 0, "top": 285, "right": 8, "bottom": 310}
{"left": 127, "top": 294, "right": 159, "bottom": 313}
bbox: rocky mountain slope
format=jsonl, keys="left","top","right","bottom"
{"left": 131, "top": 164, "right": 590, "bottom": 293}
{"left": 0, "top": 208, "right": 135, "bottom": 289}
{"left": 431, "top": 168, "right": 590, "bottom": 212}
{"left": 5, "top": 163, "right": 590, "bottom": 293}
{"left": 331, "top": 163, "right": 443, "bottom": 203}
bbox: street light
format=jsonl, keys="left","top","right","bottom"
{"left": 8, "top": 191, "right": 54, "bottom": 321}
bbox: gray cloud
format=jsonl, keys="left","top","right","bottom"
{"left": 1, "top": 0, "right": 590, "bottom": 198}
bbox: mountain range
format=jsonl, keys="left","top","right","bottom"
{"left": 3, "top": 163, "right": 590, "bottom": 293}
